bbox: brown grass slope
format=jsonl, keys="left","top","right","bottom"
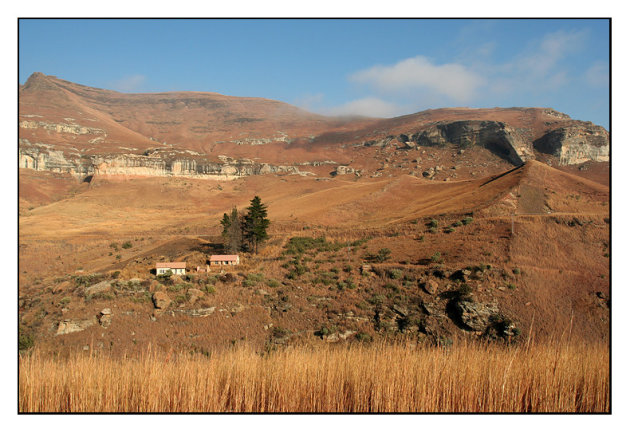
{"left": 19, "top": 160, "right": 609, "bottom": 355}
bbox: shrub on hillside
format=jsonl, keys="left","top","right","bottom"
{"left": 364, "top": 248, "right": 391, "bottom": 263}
{"left": 430, "top": 252, "right": 442, "bottom": 263}
{"left": 388, "top": 269, "right": 403, "bottom": 280}
{"left": 462, "top": 216, "right": 474, "bottom": 225}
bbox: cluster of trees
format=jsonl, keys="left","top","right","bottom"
{"left": 220, "top": 196, "right": 270, "bottom": 254}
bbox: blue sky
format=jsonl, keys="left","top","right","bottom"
{"left": 19, "top": 19, "right": 610, "bottom": 128}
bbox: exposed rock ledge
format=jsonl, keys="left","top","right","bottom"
{"left": 398, "top": 120, "right": 609, "bottom": 166}
{"left": 19, "top": 145, "right": 312, "bottom": 179}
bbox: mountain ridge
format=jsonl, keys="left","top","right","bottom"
{"left": 19, "top": 72, "right": 609, "bottom": 181}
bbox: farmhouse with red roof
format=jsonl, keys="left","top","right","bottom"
{"left": 209, "top": 255, "right": 240, "bottom": 266}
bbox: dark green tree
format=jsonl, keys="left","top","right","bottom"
{"left": 220, "top": 206, "right": 243, "bottom": 253}
{"left": 243, "top": 196, "right": 270, "bottom": 254}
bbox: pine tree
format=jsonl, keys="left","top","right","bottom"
{"left": 220, "top": 207, "right": 243, "bottom": 253}
{"left": 243, "top": 196, "right": 270, "bottom": 254}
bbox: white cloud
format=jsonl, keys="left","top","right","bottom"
{"left": 110, "top": 74, "right": 146, "bottom": 93}
{"left": 349, "top": 56, "right": 485, "bottom": 103}
{"left": 514, "top": 30, "right": 587, "bottom": 78}
{"left": 293, "top": 92, "right": 324, "bottom": 111}
{"left": 325, "top": 97, "right": 403, "bottom": 118}
{"left": 486, "top": 29, "right": 589, "bottom": 97}
{"left": 585, "top": 62, "right": 609, "bottom": 88}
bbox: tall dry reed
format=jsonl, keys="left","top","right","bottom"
{"left": 19, "top": 340, "right": 609, "bottom": 413}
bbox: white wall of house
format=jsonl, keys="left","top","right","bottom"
{"left": 157, "top": 267, "right": 186, "bottom": 275}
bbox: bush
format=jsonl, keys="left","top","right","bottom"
{"left": 204, "top": 284, "right": 216, "bottom": 294}
{"left": 271, "top": 327, "right": 291, "bottom": 339}
{"left": 428, "top": 219, "right": 439, "bottom": 228}
{"left": 19, "top": 332, "right": 34, "bottom": 351}
{"left": 367, "top": 294, "right": 386, "bottom": 305}
{"left": 462, "top": 216, "right": 474, "bottom": 225}
{"left": 315, "top": 325, "right": 336, "bottom": 337}
{"left": 430, "top": 252, "right": 442, "bottom": 263}
{"left": 157, "top": 270, "right": 173, "bottom": 282}
{"left": 172, "top": 293, "right": 190, "bottom": 306}
{"left": 86, "top": 292, "right": 115, "bottom": 302}
{"left": 453, "top": 221, "right": 463, "bottom": 227}
{"left": 121, "top": 241, "right": 132, "bottom": 249}
{"left": 355, "top": 332, "right": 373, "bottom": 343}
{"left": 364, "top": 248, "right": 391, "bottom": 263}
{"left": 388, "top": 269, "right": 403, "bottom": 280}
{"left": 243, "top": 273, "right": 265, "bottom": 287}
{"left": 444, "top": 227, "right": 455, "bottom": 233}
{"left": 73, "top": 273, "right": 106, "bottom": 288}
{"left": 266, "top": 279, "right": 280, "bottom": 288}
{"left": 457, "top": 283, "right": 473, "bottom": 298}
{"left": 428, "top": 227, "right": 438, "bottom": 234}
{"left": 507, "top": 283, "right": 516, "bottom": 290}
{"left": 512, "top": 268, "right": 521, "bottom": 275}
{"left": 384, "top": 282, "right": 400, "bottom": 292}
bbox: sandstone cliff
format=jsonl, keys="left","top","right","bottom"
{"left": 19, "top": 143, "right": 309, "bottom": 179}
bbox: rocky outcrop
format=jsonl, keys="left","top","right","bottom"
{"left": 19, "top": 120, "right": 106, "bottom": 136}
{"left": 400, "top": 119, "right": 609, "bottom": 166}
{"left": 533, "top": 124, "right": 609, "bottom": 165}
{"left": 84, "top": 280, "right": 113, "bottom": 297}
{"left": 333, "top": 165, "right": 355, "bottom": 176}
{"left": 420, "top": 279, "right": 439, "bottom": 295}
{"left": 404, "top": 121, "right": 533, "bottom": 165}
{"left": 152, "top": 291, "right": 171, "bottom": 310}
{"left": 56, "top": 317, "right": 97, "bottom": 335}
{"left": 453, "top": 298, "right": 499, "bottom": 331}
{"left": 18, "top": 144, "right": 310, "bottom": 179}
{"left": 97, "top": 308, "right": 112, "bottom": 328}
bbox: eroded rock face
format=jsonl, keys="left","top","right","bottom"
{"left": 97, "top": 308, "right": 112, "bottom": 328}
{"left": 533, "top": 124, "right": 609, "bottom": 165}
{"left": 56, "top": 317, "right": 97, "bottom": 335}
{"left": 84, "top": 280, "right": 113, "bottom": 296}
{"left": 18, "top": 145, "right": 309, "bottom": 179}
{"left": 408, "top": 121, "right": 532, "bottom": 165}
{"left": 453, "top": 299, "right": 499, "bottom": 331}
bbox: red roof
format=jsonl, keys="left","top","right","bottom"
{"left": 156, "top": 262, "right": 186, "bottom": 269}
{"left": 210, "top": 255, "right": 239, "bottom": 261}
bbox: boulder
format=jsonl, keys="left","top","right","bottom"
{"left": 453, "top": 299, "right": 499, "bottom": 331}
{"left": 420, "top": 279, "right": 439, "bottom": 295}
{"left": 84, "top": 280, "right": 112, "bottom": 296}
{"left": 392, "top": 304, "right": 409, "bottom": 317}
{"left": 97, "top": 308, "right": 112, "bottom": 328}
{"left": 334, "top": 165, "right": 355, "bottom": 176}
{"left": 152, "top": 291, "right": 171, "bottom": 309}
{"left": 56, "top": 317, "right": 97, "bottom": 335}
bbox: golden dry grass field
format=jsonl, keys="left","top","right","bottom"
{"left": 19, "top": 339, "right": 608, "bottom": 413}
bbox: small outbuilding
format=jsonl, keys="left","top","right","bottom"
{"left": 156, "top": 262, "right": 186, "bottom": 275}
{"left": 209, "top": 255, "right": 240, "bottom": 266}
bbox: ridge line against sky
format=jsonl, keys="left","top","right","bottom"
{"left": 19, "top": 19, "right": 610, "bottom": 128}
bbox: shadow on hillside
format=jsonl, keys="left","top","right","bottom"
{"left": 191, "top": 242, "right": 225, "bottom": 255}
